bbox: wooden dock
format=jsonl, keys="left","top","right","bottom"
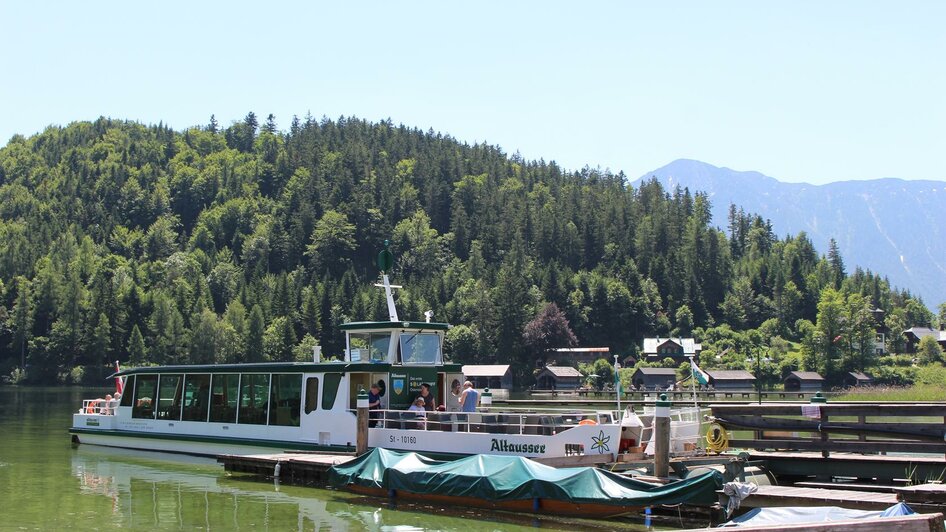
{"left": 750, "top": 451, "right": 946, "bottom": 484}
{"left": 727, "top": 484, "right": 900, "bottom": 511}
{"left": 219, "top": 451, "right": 355, "bottom": 484}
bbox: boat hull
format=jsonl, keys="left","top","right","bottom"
{"left": 70, "top": 428, "right": 349, "bottom": 457}
{"left": 345, "top": 484, "right": 640, "bottom": 518}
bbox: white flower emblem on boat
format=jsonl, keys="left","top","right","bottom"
{"left": 591, "top": 430, "right": 611, "bottom": 454}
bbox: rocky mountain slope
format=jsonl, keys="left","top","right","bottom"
{"left": 636, "top": 159, "right": 946, "bottom": 306}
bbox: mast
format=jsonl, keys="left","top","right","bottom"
{"left": 376, "top": 240, "right": 399, "bottom": 322}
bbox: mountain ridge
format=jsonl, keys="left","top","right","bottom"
{"left": 634, "top": 159, "right": 946, "bottom": 306}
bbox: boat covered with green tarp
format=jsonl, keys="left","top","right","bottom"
{"left": 328, "top": 448, "right": 723, "bottom": 518}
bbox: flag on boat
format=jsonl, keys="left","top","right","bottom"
{"left": 614, "top": 361, "right": 622, "bottom": 395}
{"left": 691, "top": 360, "right": 710, "bottom": 386}
{"left": 114, "top": 360, "right": 124, "bottom": 394}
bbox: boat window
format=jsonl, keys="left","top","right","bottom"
{"left": 369, "top": 334, "right": 391, "bottom": 362}
{"left": 239, "top": 373, "right": 270, "bottom": 425}
{"left": 182, "top": 374, "right": 211, "bottom": 422}
{"left": 120, "top": 376, "right": 135, "bottom": 407}
{"left": 322, "top": 373, "right": 343, "bottom": 410}
{"left": 156, "top": 374, "right": 183, "bottom": 421}
{"left": 132, "top": 374, "right": 158, "bottom": 419}
{"left": 209, "top": 374, "right": 239, "bottom": 423}
{"left": 399, "top": 332, "right": 442, "bottom": 365}
{"left": 348, "top": 333, "right": 390, "bottom": 362}
{"left": 269, "top": 374, "right": 302, "bottom": 427}
{"left": 305, "top": 377, "right": 319, "bottom": 414}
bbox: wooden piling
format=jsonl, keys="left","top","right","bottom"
{"left": 356, "top": 388, "right": 369, "bottom": 455}
{"left": 654, "top": 393, "right": 670, "bottom": 478}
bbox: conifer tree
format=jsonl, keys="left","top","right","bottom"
{"left": 128, "top": 325, "right": 147, "bottom": 366}
{"left": 246, "top": 304, "right": 265, "bottom": 363}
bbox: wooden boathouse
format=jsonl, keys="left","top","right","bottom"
{"left": 783, "top": 371, "right": 824, "bottom": 392}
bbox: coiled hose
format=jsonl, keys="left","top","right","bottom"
{"left": 705, "top": 422, "right": 730, "bottom": 453}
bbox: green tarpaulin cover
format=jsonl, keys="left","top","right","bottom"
{"left": 329, "top": 448, "right": 723, "bottom": 507}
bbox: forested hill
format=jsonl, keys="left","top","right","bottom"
{"left": 0, "top": 115, "right": 934, "bottom": 384}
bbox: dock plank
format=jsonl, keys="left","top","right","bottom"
{"left": 729, "top": 485, "right": 899, "bottom": 510}
{"left": 897, "top": 484, "right": 946, "bottom": 504}
{"left": 748, "top": 451, "right": 946, "bottom": 484}
{"left": 794, "top": 481, "right": 902, "bottom": 493}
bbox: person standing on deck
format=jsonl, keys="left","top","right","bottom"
{"left": 459, "top": 381, "right": 479, "bottom": 412}
{"left": 416, "top": 383, "right": 437, "bottom": 412}
{"left": 367, "top": 384, "right": 383, "bottom": 427}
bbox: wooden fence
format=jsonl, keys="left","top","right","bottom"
{"left": 709, "top": 402, "right": 946, "bottom": 455}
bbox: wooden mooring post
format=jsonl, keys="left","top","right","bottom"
{"left": 654, "top": 393, "right": 671, "bottom": 478}
{"left": 356, "top": 388, "right": 369, "bottom": 455}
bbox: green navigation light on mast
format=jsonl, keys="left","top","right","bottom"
{"left": 378, "top": 239, "right": 394, "bottom": 273}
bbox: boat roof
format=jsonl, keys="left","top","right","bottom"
{"left": 462, "top": 364, "right": 511, "bottom": 377}
{"left": 111, "top": 361, "right": 463, "bottom": 378}
{"left": 339, "top": 320, "right": 450, "bottom": 331}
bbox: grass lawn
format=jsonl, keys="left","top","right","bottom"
{"left": 836, "top": 383, "right": 945, "bottom": 402}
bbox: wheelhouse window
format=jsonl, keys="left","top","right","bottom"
{"left": 209, "top": 374, "right": 239, "bottom": 423}
{"left": 132, "top": 374, "right": 158, "bottom": 419}
{"left": 182, "top": 374, "right": 211, "bottom": 422}
{"left": 238, "top": 373, "right": 270, "bottom": 425}
{"left": 269, "top": 374, "right": 302, "bottom": 427}
{"left": 399, "top": 332, "right": 442, "bottom": 365}
{"left": 156, "top": 374, "right": 183, "bottom": 420}
{"left": 348, "top": 333, "right": 391, "bottom": 363}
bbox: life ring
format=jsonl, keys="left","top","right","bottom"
{"left": 579, "top": 419, "right": 598, "bottom": 426}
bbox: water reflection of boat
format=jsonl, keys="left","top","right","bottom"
{"left": 71, "top": 447, "right": 357, "bottom": 530}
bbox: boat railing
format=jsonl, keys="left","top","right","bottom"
{"left": 78, "top": 398, "right": 118, "bottom": 416}
{"left": 367, "top": 409, "right": 613, "bottom": 435}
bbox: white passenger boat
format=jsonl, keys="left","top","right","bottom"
{"left": 71, "top": 246, "right": 624, "bottom": 461}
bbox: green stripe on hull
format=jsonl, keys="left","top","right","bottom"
{"left": 69, "top": 428, "right": 354, "bottom": 453}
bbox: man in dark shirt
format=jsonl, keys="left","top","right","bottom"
{"left": 368, "top": 383, "right": 382, "bottom": 427}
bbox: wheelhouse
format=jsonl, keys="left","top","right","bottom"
{"left": 339, "top": 321, "right": 463, "bottom": 411}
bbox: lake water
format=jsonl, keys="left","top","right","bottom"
{"left": 0, "top": 386, "right": 681, "bottom": 531}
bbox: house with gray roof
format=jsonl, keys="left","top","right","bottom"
{"left": 463, "top": 364, "right": 513, "bottom": 391}
{"left": 631, "top": 367, "right": 678, "bottom": 391}
{"left": 844, "top": 371, "right": 873, "bottom": 388}
{"left": 707, "top": 370, "right": 756, "bottom": 391}
{"left": 534, "top": 365, "right": 583, "bottom": 390}
{"left": 642, "top": 337, "right": 702, "bottom": 364}
{"left": 903, "top": 327, "right": 946, "bottom": 353}
{"left": 784, "top": 371, "right": 824, "bottom": 392}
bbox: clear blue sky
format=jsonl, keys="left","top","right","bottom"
{"left": 2, "top": 2, "right": 944, "bottom": 184}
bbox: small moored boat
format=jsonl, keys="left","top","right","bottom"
{"left": 328, "top": 448, "right": 723, "bottom": 518}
